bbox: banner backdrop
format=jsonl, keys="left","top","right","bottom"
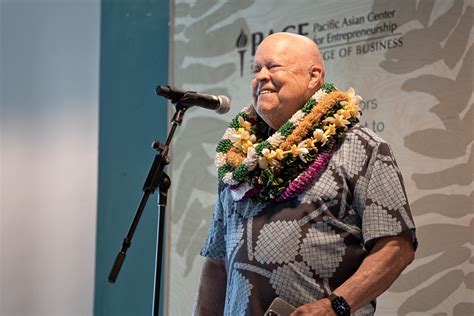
{"left": 167, "top": 0, "right": 473, "bottom": 315}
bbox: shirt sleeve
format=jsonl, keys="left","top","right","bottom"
{"left": 200, "top": 184, "right": 227, "bottom": 260}
{"left": 359, "top": 141, "right": 417, "bottom": 251}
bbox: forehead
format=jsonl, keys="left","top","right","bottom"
{"left": 253, "top": 38, "right": 300, "bottom": 65}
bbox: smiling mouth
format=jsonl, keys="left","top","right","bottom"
{"left": 257, "top": 88, "right": 275, "bottom": 96}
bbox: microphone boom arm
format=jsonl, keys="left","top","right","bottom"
{"left": 108, "top": 102, "right": 189, "bottom": 316}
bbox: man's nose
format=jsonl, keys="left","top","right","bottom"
{"left": 255, "top": 67, "right": 270, "bottom": 81}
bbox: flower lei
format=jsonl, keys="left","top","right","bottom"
{"left": 215, "top": 82, "right": 361, "bottom": 203}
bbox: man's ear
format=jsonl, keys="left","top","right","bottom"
{"left": 308, "top": 65, "right": 323, "bottom": 90}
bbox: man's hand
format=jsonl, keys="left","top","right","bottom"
{"left": 290, "top": 299, "right": 335, "bottom": 316}
{"left": 193, "top": 258, "right": 227, "bottom": 316}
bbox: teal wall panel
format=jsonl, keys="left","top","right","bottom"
{"left": 95, "top": 1, "right": 169, "bottom": 315}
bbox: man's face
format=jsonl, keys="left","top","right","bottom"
{"left": 251, "top": 37, "right": 314, "bottom": 129}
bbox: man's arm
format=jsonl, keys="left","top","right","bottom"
{"left": 291, "top": 230, "right": 415, "bottom": 316}
{"left": 193, "top": 257, "right": 227, "bottom": 316}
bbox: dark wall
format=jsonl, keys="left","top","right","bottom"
{"left": 95, "top": 1, "right": 169, "bottom": 315}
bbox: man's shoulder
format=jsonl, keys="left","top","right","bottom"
{"left": 345, "top": 124, "right": 388, "bottom": 148}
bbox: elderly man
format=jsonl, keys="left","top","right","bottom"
{"left": 194, "top": 32, "right": 416, "bottom": 316}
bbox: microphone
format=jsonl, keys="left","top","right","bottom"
{"left": 156, "top": 85, "right": 231, "bottom": 114}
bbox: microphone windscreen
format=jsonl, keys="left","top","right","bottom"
{"left": 216, "top": 95, "right": 231, "bottom": 114}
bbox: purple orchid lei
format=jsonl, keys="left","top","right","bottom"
{"left": 275, "top": 145, "right": 334, "bottom": 202}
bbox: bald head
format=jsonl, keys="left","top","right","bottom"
{"left": 251, "top": 32, "right": 325, "bottom": 129}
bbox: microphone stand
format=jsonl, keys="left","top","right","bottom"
{"left": 108, "top": 98, "right": 189, "bottom": 316}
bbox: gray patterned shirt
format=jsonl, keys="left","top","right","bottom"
{"left": 201, "top": 125, "right": 417, "bottom": 315}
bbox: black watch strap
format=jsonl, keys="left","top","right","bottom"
{"left": 327, "top": 293, "right": 351, "bottom": 316}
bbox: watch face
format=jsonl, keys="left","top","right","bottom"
{"left": 331, "top": 296, "right": 351, "bottom": 316}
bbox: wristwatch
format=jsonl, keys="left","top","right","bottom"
{"left": 327, "top": 293, "right": 351, "bottom": 316}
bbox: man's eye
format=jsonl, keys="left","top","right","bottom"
{"left": 251, "top": 65, "right": 261, "bottom": 74}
